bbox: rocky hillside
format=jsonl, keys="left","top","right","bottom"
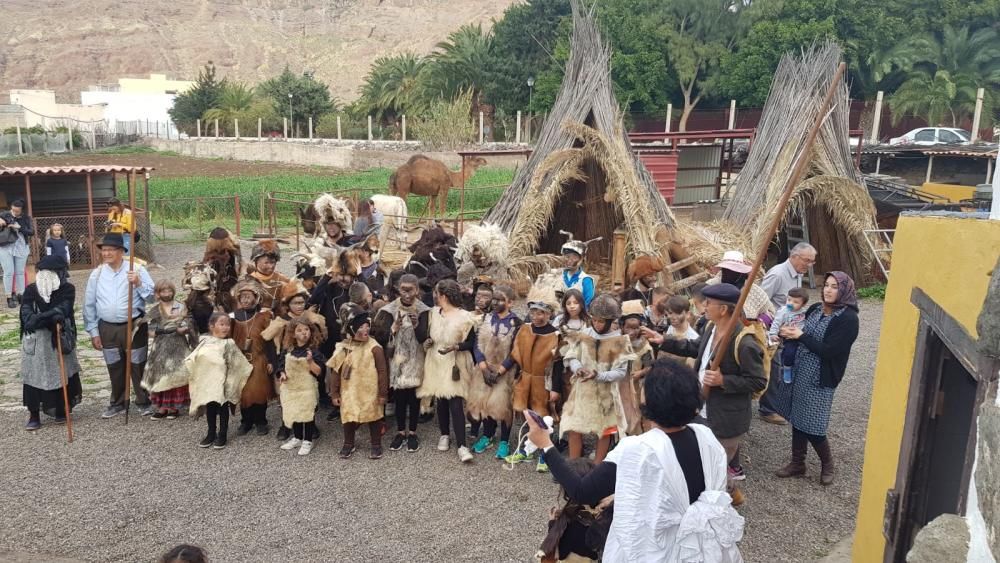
{"left": 0, "top": 0, "right": 517, "bottom": 103}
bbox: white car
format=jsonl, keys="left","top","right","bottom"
{"left": 889, "top": 127, "right": 971, "bottom": 145}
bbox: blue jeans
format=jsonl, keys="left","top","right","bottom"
{"left": 0, "top": 246, "right": 27, "bottom": 296}
{"left": 758, "top": 354, "right": 784, "bottom": 416}
{"left": 123, "top": 234, "right": 131, "bottom": 255}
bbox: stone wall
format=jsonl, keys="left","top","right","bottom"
{"left": 145, "top": 138, "right": 531, "bottom": 171}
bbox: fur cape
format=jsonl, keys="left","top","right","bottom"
{"left": 559, "top": 328, "right": 636, "bottom": 437}
{"left": 184, "top": 336, "right": 253, "bottom": 418}
{"left": 456, "top": 223, "right": 509, "bottom": 269}
{"left": 417, "top": 307, "right": 476, "bottom": 400}
{"left": 278, "top": 355, "right": 319, "bottom": 427}
{"left": 466, "top": 312, "right": 521, "bottom": 423}
{"left": 141, "top": 302, "right": 198, "bottom": 394}
{"left": 314, "top": 194, "right": 354, "bottom": 232}
{"left": 377, "top": 299, "right": 430, "bottom": 389}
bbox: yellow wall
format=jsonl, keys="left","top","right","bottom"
{"left": 853, "top": 215, "right": 1000, "bottom": 561}
{"left": 118, "top": 74, "right": 194, "bottom": 94}
{"left": 921, "top": 182, "right": 976, "bottom": 203}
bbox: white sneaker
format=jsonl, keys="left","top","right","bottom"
{"left": 280, "top": 437, "right": 302, "bottom": 451}
{"left": 298, "top": 440, "right": 314, "bottom": 456}
{"left": 437, "top": 435, "right": 450, "bottom": 451}
{"left": 458, "top": 446, "right": 474, "bottom": 463}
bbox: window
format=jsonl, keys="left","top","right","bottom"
{"left": 938, "top": 130, "right": 962, "bottom": 143}
{"left": 914, "top": 129, "right": 936, "bottom": 143}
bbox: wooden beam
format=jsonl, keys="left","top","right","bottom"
{"left": 910, "top": 286, "right": 984, "bottom": 380}
{"left": 86, "top": 172, "right": 97, "bottom": 267}
{"left": 668, "top": 271, "right": 711, "bottom": 292}
{"left": 663, "top": 255, "right": 698, "bottom": 274}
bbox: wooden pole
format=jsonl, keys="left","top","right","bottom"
{"left": 401, "top": 115, "right": 406, "bottom": 142}
{"left": 308, "top": 116, "right": 313, "bottom": 139}
{"left": 68, "top": 123, "right": 74, "bottom": 151}
{"left": 925, "top": 155, "right": 934, "bottom": 184}
{"left": 336, "top": 115, "right": 342, "bottom": 140}
{"left": 197, "top": 119, "right": 201, "bottom": 138}
{"left": 86, "top": 172, "right": 97, "bottom": 267}
{"left": 55, "top": 323, "right": 74, "bottom": 443}
{"left": 665, "top": 103, "right": 673, "bottom": 133}
{"left": 479, "top": 112, "right": 484, "bottom": 144}
{"left": 971, "top": 88, "right": 985, "bottom": 143}
{"left": 870, "top": 91, "right": 883, "bottom": 143}
{"left": 516, "top": 111, "right": 522, "bottom": 144}
{"left": 23, "top": 175, "right": 35, "bottom": 264}
{"left": 704, "top": 63, "right": 848, "bottom": 392}
{"left": 283, "top": 118, "right": 288, "bottom": 139}
{"left": 257, "top": 118, "right": 262, "bottom": 140}
{"left": 235, "top": 118, "right": 240, "bottom": 139}
{"left": 728, "top": 100, "right": 736, "bottom": 130}
{"left": 124, "top": 170, "right": 137, "bottom": 425}
{"left": 368, "top": 115, "right": 373, "bottom": 141}
{"left": 214, "top": 119, "right": 219, "bottom": 138}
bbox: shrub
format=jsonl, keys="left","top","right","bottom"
{"left": 409, "top": 90, "right": 476, "bottom": 150}
{"left": 857, "top": 283, "right": 886, "bottom": 300}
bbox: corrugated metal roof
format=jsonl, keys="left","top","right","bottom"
{"left": 0, "top": 165, "right": 154, "bottom": 176}
{"left": 863, "top": 143, "right": 998, "bottom": 158}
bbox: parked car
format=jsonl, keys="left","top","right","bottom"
{"left": 889, "top": 127, "right": 971, "bottom": 145}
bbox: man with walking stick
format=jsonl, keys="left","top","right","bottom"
{"left": 84, "top": 233, "right": 155, "bottom": 419}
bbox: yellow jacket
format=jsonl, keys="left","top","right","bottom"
{"left": 107, "top": 208, "right": 134, "bottom": 234}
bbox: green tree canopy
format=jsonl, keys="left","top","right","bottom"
{"left": 258, "top": 67, "right": 337, "bottom": 135}
{"left": 168, "top": 62, "right": 225, "bottom": 133}
{"left": 354, "top": 53, "right": 428, "bottom": 123}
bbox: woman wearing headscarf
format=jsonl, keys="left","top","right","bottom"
{"left": 20, "top": 255, "right": 82, "bottom": 430}
{"left": 773, "top": 271, "right": 860, "bottom": 485}
{"left": 1, "top": 198, "right": 35, "bottom": 308}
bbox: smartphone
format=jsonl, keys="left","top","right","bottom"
{"left": 526, "top": 409, "right": 548, "bottom": 430}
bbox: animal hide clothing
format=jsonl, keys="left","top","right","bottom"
{"left": 249, "top": 271, "right": 290, "bottom": 311}
{"left": 510, "top": 323, "right": 560, "bottom": 416}
{"left": 417, "top": 308, "right": 476, "bottom": 400}
{"left": 620, "top": 340, "right": 654, "bottom": 436}
{"left": 185, "top": 336, "right": 252, "bottom": 417}
{"left": 327, "top": 338, "right": 388, "bottom": 424}
{"left": 466, "top": 312, "right": 520, "bottom": 423}
{"left": 279, "top": 354, "right": 319, "bottom": 427}
{"left": 560, "top": 328, "right": 635, "bottom": 436}
{"left": 230, "top": 307, "right": 275, "bottom": 407}
{"left": 375, "top": 299, "right": 429, "bottom": 389}
{"left": 262, "top": 310, "right": 327, "bottom": 354}
{"left": 141, "top": 301, "right": 197, "bottom": 394}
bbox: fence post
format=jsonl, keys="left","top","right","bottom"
{"left": 402, "top": 115, "right": 406, "bottom": 141}
{"left": 870, "top": 91, "right": 884, "bottom": 143}
{"left": 516, "top": 111, "right": 522, "bottom": 144}
{"left": 166, "top": 122, "right": 171, "bottom": 140}
{"left": 16, "top": 124, "right": 22, "bottom": 155}
{"left": 214, "top": 119, "right": 219, "bottom": 138}
{"left": 479, "top": 112, "right": 484, "bottom": 144}
{"left": 90, "top": 127, "right": 97, "bottom": 149}
{"left": 235, "top": 118, "right": 240, "bottom": 139}
{"left": 337, "top": 115, "right": 342, "bottom": 140}
{"left": 68, "top": 123, "right": 74, "bottom": 151}
{"left": 197, "top": 119, "right": 202, "bottom": 138}
{"left": 728, "top": 100, "right": 736, "bottom": 130}
{"left": 234, "top": 195, "right": 241, "bottom": 239}
{"left": 308, "top": 116, "right": 313, "bottom": 139}
{"left": 283, "top": 118, "right": 288, "bottom": 139}
{"left": 196, "top": 197, "right": 204, "bottom": 239}
{"left": 665, "top": 103, "right": 673, "bottom": 133}
{"left": 970, "top": 87, "right": 985, "bottom": 143}
{"left": 368, "top": 115, "right": 373, "bottom": 141}
{"left": 258, "top": 118, "right": 262, "bottom": 140}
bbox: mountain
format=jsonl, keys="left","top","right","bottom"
{"left": 0, "top": 0, "right": 517, "bottom": 103}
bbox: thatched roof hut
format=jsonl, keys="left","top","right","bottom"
{"left": 483, "top": 0, "right": 675, "bottom": 267}
{"left": 722, "top": 42, "right": 880, "bottom": 282}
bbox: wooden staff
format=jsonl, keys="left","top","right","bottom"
{"left": 54, "top": 323, "right": 74, "bottom": 443}
{"left": 124, "top": 171, "right": 137, "bottom": 425}
{"left": 705, "top": 62, "right": 848, "bottom": 391}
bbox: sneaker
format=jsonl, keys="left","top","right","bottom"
{"left": 327, "top": 409, "right": 340, "bottom": 422}
{"left": 385, "top": 403, "right": 395, "bottom": 417}
{"left": 472, "top": 435, "right": 493, "bottom": 454}
{"left": 389, "top": 433, "right": 406, "bottom": 451}
{"left": 457, "top": 446, "right": 474, "bottom": 463}
{"left": 53, "top": 415, "right": 67, "bottom": 425}
{"left": 139, "top": 405, "right": 157, "bottom": 417}
{"left": 101, "top": 404, "right": 126, "bottom": 419}
{"left": 369, "top": 445, "right": 383, "bottom": 460}
{"left": 198, "top": 435, "right": 215, "bottom": 448}
{"left": 406, "top": 434, "right": 420, "bottom": 452}
{"left": 276, "top": 426, "right": 291, "bottom": 441}
{"left": 759, "top": 413, "right": 788, "bottom": 425}
{"left": 213, "top": 435, "right": 227, "bottom": 450}
{"left": 495, "top": 441, "right": 510, "bottom": 460}
{"left": 339, "top": 444, "right": 356, "bottom": 459}
{"left": 165, "top": 411, "right": 179, "bottom": 420}
{"left": 25, "top": 419, "right": 41, "bottom": 431}
{"left": 298, "top": 441, "right": 314, "bottom": 456}
{"left": 504, "top": 450, "right": 530, "bottom": 464}
{"left": 255, "top": 423, "right": 270, "bottom": 436}
{"left": 236, "top": 423, "right": 253, "bottom": 436}
{"left": 280, "top": 437, "right": 303, "bottom": 451}
{"left": 437, "top": 435, "right": 450, "bottom": 451}
{"left": 536, "top": 458, "right": 550, "bottom": 473}
{"left": 419, "top": 412, "right": 434, "bottom": 423}
{"left": 150, "top": 411, "right": 168, "bottom": 421}
{"left": 728, "top": 465, "right": 747, "bottom": 481}
{"left": 6, "top": 297, "right": 17, "bottom": 309}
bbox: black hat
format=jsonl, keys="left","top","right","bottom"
{"left": 96, "top": 233, "right": 126, "bottom": 249}
{"left": 702, "top": 283, "right": 741, "bottom": 305}
{"left": 36, "top": 255, "right": 68, "bottom": 271}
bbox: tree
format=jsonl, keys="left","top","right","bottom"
{"left": 168, "top": 62, "right": 225, "bottom": 134}
{"left": 202, "top": 83, "right": 255, "bottom": 134}
{"left": 355, "top": 53, "right": 428, "bottom": 123}
{"left": 888, "top": 69, "right": 982, "bottom": 126}
{"left": 258, "top": 67, "right": 337, "bottom": 136}
{"left": 423, "top": 24, "right": 494, "bottom": 111}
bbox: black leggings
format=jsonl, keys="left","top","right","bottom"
{"left": 479, "top": 418, "right": 512, "bottom": 442}
{"left": 293, "top": 421, "right": 317, "bottom": 441}
{"left": 793, "top": 427, "right": 828, "bottom": 447}
{"left": 206, "top": 402, "right": 231, "bottom": 437}
{"left": 437, "top": 397, "right": 466, "bottom": 447}
{"left": 240, "top": 403, "right": 268, "bottom": 427}
{"left": 394, "top": 387, "right": 420, "bottom": 432}
{"left": 344, "top": 420, "right": 383, "bottom": 447}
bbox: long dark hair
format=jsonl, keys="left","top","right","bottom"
{"left": 539, "top": 458, "right": 610, "bottom": 559}
{"left": 559, "top": 289, "right": 590, "bottom": 328}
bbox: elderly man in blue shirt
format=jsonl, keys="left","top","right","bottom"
{"left": 84, "top": 233, "right": 155, "bottom": 418}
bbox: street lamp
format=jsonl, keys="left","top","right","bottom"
{"left": 526, "top": 77, "right": 535, "bottom": 142}
{"left": 288, "top": 93, "right": 294, "bottom": 138}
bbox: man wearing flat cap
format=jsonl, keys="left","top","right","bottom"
{"left": 642, "top": 282, "right": 766, "bottom": 506}
{"left": 83, "top": 233, "right": 156, "bottom": 419}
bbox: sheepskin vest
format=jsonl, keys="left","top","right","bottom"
{"left": 559, "top": 328, "right": 635, "bottom": 437}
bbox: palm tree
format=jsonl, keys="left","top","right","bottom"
{"left": 356, "top": 53, "right": 428, "bottom": 123}
{"left": 423, "top": 23, "right": 494, "bottom": 111}
{"left": 203, "top": 83, "right": 256, "bottom": 134}
{"left": 888, "top": 70, "right": 981, "bottom": 126}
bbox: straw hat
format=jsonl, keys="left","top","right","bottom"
{"left": 716, "top": 250, "right": 752, "bottom": 274}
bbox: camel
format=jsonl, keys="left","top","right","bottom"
{"left": 388, "top": 155, "right": 487, "bottom": 218}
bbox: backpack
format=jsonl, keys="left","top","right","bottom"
{"left": 733, "top": 319, "right": 775, "bottom": 400}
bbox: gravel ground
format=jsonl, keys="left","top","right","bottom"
{"left": 0, "top": 239, "right": 882, "bottom": 562}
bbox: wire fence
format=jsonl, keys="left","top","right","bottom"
{"left": 31, "top": 211, "right": 155, "bottom": 267}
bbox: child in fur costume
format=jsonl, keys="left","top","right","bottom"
{"left": 262, "top": 280, "right": 329, "bottom": 441}
{"left": 467, "top": 285, "right": 522, "bottom": 459}
{"left": 229, "top": 278, "right": 276, "bottom": 437}
{"left": 142, "top": 280, "right": 198, "bottom": 419}
{"left": 618, "top": 300, "right": 654, "bottom": 436}
{"left": 370, "top": 273, "right": 429, "bottom": 453}
{"left": 327, "top": 305, "right": 389, "bottom": 460}
{"left": 276, "top": 318, "right": 326, "bottom": 456}
{"left": 185, "top": 313, "right": 252, "bottom": 449}
{"left": 561, "top": 293, "right": 635, "bottom": 462}
{"left": 202, "top": 227, "right": 242, "bottom": 313}
{"left": 415, "top": 279, "right": 478, "bottom": 464}
{"left": 247, "top": 239, "right": 290, "bottom": 311}
{"left": 504, "top": 283, "right": 561, "bottom": 472}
